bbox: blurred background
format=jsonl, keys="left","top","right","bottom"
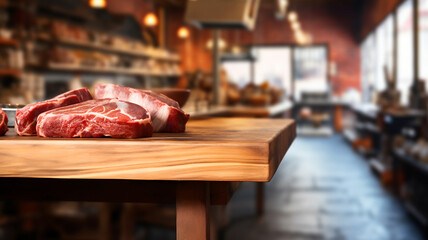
{"left": 1, "top": 0, "right": 428, "bottom": 239}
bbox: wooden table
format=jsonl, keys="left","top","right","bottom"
{"left": 0, "top": 118, "right": 296, "bottom": 240}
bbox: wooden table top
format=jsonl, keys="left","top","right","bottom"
{"left": 0, "top": 118, "right": 295, "bottom": 182}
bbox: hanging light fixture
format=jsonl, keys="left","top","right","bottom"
{"left": 288, "top": 11, "right": 298, "bottom": 22}
{"left": 295, "top": 30, "right": 305, "bottom": 43}
{"left": 278, "top": 0, "right": 288, "bottom": 10}
{"left": 206, "top": 38, "right": 227, "bottom": 51}
{"left": 295, "top": 30, "right": 312, "bottom": 45}
{"left": 144, "top": 13, "right": 158, "bottom": 27}
{"left": 231, "top": 45, "right": 242, "bottom": 54}
{"left": 177, "top": 27, "right": 190, "bottom": 39}
{"left": 275, "top": 0, "right": 288, "bottom": 19}
{"left": 89, "top": 0, "right": 106, "bottom": 8}
{"left": 291, "top": 22, "right": 300, "bottom": 31}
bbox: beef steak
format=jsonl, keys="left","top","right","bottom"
{"left": 0, "top": 109, "right": 8, "bottom": 136}
{"left": 37, "top": 99, "right": 153, "bottom": 138}
{"left": 15, "top": 88, "right": 93, "bottom": 135}
{"left": 95, "top": 84, "right": 189, "bottom": 133}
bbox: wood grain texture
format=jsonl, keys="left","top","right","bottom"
{"left": 176, "top": 182, "right": 210, "bottom": 240}
{"left": 0, "top": 118, "right": 295, "bottom": 182}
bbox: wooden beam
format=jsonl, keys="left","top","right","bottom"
{"left": 213, "top": 29, "right": 220, "bottom": 105}
{"left": 413, "top": 0, "right": 419, "bottom": 83}
{"left": 393, "top": 9, "right": 398, "bottom": 83}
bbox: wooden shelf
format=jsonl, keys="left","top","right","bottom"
{"left": 29, "top": 63, "right": 181, "bottom": 77}
{"left": 37, "top": 36, "right": 180, "bottom": 62}
{"left": 343, "top": 128, "right": 357, "bottom": 143}
{"left": 404, "top": 201, "right": 428, "bottom": 227}
{"left": 370, "top": 158, "right": 386, "bottom": 174}
{"left": 351, "top": 104, "right": 378, "bottom": 120}
{"left": 394, "top": 149, "right": 428, "bottom": 177}
{"left": 369, "top": 157, "right": 393, "bottom": 184}
{"left": 0, "top": 38, "right": 19, "bottom": 47}
{"left": 0, "top": 69, "right": 20, "bottom": 77}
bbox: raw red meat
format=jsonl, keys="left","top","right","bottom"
{"left": 0, "top": 109, "right": 8, "bottom": 136}
{"left": 37, "top": 99, "right": 153, "bottom": 138}
{"left": 95, "top": 84, "right": 189, "bottom": 133}
{"left": 15, "top": 88, "right": 93, "bottom": 135}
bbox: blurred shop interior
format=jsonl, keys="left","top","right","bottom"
{"left": 1, "top": 0, "right": 428, "bottom": 239}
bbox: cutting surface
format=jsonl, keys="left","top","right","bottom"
{"left": 0, "top": 118, "right": 295, "bottom": 182}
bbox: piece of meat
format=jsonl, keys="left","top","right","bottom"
{"left": 0, "top": 109, "right": 8, "bottom": 136}
{"left": 95, "top": 84, "right": 189, "bottom": 133}
{"left": 15, "top": 88, "right": 93, "bottom": 136}
{"left": 37, "top": 99, "right": 153, "bottom": 138}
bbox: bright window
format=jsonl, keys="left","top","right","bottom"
{"left": 293, "top": 46, "right": 328, "bottom": 101}
{"left": 222, "top": 61, "right": 251, "bottom": 89}
{"left": 420, "top": 0, "right": 428, "bottom": 91}
{"left": 252, "top": 46, "right": 292, "bottom": 97}
{"left": 397, "top": 0, "right": 414, "bottom": 105}
{"left": 222, "top": 47, "right": 292, "bottom": 97}
{"left": 361, "top": 33, "right": 376, "bottom": 103}
{"left": 375, "top": 15, "right": 394, "bottom": 92}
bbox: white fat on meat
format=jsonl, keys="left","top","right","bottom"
{"left": 94, "top": 84, "right": 189, "bottom": 132}
{"left": 151, "top": 105, "right": 169, "bottom": 132}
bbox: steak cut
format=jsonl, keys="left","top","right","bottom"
{"left": 0, "top": 109, "right": 8, "bottom": 136}
{"left": 37, "top": 99, "right": 153, "bottom": 138}
{"left": 95, "top": 84, "right": 189, "bottom": 133}
{"left": 15, "top": 88, "right": 93, "bottom": 135}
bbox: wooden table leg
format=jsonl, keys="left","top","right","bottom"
{"left": 176, "top": 182, "right": 210, "bottom": 240}
{"left": 256, "top": 182, "right": 264, "bottom": 216}
{"left": 99, "top": 203, "right": 112, "bottom": 240}
{"left": 120, "top": 203, "right": 135, "bottom": 240}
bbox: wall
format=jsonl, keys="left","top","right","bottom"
{"left": 165, "top": 9, "right": 213, "bottom": 73}
{"left": 106, "top": 0, "right": 154, "bottom": 25}
{"left": 166, "top": 4, "right": 361, "bottom": 96}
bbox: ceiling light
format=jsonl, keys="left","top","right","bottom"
{"left": 288, "top": 11, "right": 298, "bottom": 22}
{"left": 231, "top": 45, "right": 242, "bottom": 54}
{"left": 291, "top": 22, "right": 300, "bottom": 31}
{"left": 144, "top": 13, "right": 158, "bottom": 27}
{"left": 278, "top": 0, "right": 288, "bottom": 9}
{"left": 206, "top": 38, "right": 227, "bottom": 50}
{"left": 90, "top": 0, "right": 106, "bottom": 8}
{"left": 295, "top": 31, "right": 312, "bottom": 45}
{"left": 177, "top": 27, "right": 190, "bottom": 39}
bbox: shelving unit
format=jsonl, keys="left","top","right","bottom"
{"left": 0, "top": 38, "right": 19, "bottom": 47}
{"left": 369, "top": 157, "right": 393, "bottom": 184}
{"left": 0, "top": 0, "right": 183, "bottom": 105}
{"left": 344, "top": 104, "right": 381, "bottom": 157}
{"left": 29, "top": 63, "right": 181, "bottom": 77}
{"left": 0, "top": 38, "right": 21, "bottom": 78}
{"left": 36, "top": 35, "right": 180, "bottom": 62}
{"left": 0, "top": 69, "right": 20, "bottom": 77}
{"left": 393, "top": 149, "right": 428, "bottom": 229}
{"left": 292, "top": 100, "right": 339, "bottom": 137}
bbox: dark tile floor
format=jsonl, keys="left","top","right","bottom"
{"left": 224, "top": 135, "right": 425, "bottom": 240}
